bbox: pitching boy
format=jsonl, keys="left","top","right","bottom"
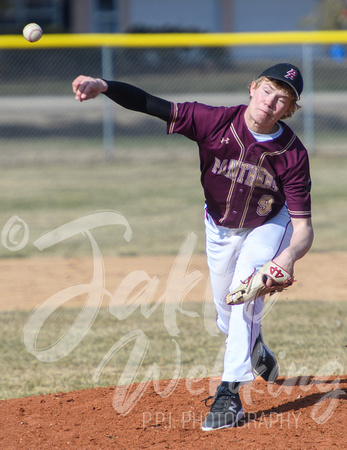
{"left": 72, "top": 63, "right": 313, "bottom": 431}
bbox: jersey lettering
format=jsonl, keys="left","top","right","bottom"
{"left": 245, "top": 165, "right": 259, "bottom": 186}
{"left": 226, "top": 159, "right": 241, "bottom": 180}
{"left": 212, "top": 158, "right": 229, "bottom": 176}
{"left": 237, "top": 163, "right": 250, "bottom": 184}
{"left": 212, "top": 157, "right": 278, "bottom": 192}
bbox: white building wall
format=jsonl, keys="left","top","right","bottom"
{"left": 232, "top": 0, "right": 318, "bottom": 32}
{"left": 69, "top": 0, "right": 320, "bottom": 36}
{"left": 129, "top": 0, "right": 221, "bottom": 31}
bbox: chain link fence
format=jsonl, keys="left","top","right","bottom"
{"left": 1, "top": 37, "right": 347, "bottom": 165}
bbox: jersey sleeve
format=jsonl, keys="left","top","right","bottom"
{"left": 167, "top": 101, "right": 232, "bottom": 142}
{"left": 281, "top": 150, "right": 312, "bottom": 219}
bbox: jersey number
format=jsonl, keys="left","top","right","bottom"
{"left": 257, "top": 195, "right": 275, "bottom": 216}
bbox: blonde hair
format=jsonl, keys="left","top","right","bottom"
{"left": 250, "top": 76, "right": 301, "bottom": 119}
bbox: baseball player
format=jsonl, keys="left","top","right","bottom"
{"left": 72, "top": 63, "right": 313, "bottom": 431}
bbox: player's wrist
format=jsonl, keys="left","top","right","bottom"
{"left": 96, "top": 78, "right": 108, "bottom": 93}
{"left": 273, "top": 251, "right": 295, "bottom": 275}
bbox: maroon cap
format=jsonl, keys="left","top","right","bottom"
{"left": 259, "top": 63, "right": 303, "bottom": 100}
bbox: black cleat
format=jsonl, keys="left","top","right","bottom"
{"left": 251, "top": 333, "right": 279, "bottom": 382}
{"left": 202, "top": 382, "right": 243, "bottom": 431}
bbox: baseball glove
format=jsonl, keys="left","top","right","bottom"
{"left": 225, "top": 260, "right": 295, "bottom": 305}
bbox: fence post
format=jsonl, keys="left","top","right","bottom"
{"left": 101, "top": 46, "right": 115, "bottom": 159}
{"left": 302, "top": 44, "right": 315, "bottom": 153}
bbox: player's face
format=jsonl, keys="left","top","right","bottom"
{"left": 245, "top": 80, "right": 292, "bottom": 134}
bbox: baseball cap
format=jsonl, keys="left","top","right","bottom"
{"left": 259, "top": 63, "right": 303, "bottom": 100}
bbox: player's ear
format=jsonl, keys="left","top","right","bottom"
{"left": 249, "top": 81, "right": 257, "bottom": 97}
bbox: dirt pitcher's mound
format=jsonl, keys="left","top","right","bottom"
{"left": 0, "top": 376, "right": 346, "bottom": 449}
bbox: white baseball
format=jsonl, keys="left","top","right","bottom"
{"left": 23, "top": 23, "right": 43, "bottom": 43}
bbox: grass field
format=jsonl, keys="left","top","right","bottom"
{"left": 0, "top": 153, "right": 346, "bottom": 258}
{"left": 0, "top": 300, "right": 345, "bottom": 400}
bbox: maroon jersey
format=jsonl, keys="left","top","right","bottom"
{"left": 167, "top": 102, "right": 311, "bottom": 229}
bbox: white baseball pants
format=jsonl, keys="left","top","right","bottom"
{"left": 205, "top": 206, "right": 292, "bottom": 383}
